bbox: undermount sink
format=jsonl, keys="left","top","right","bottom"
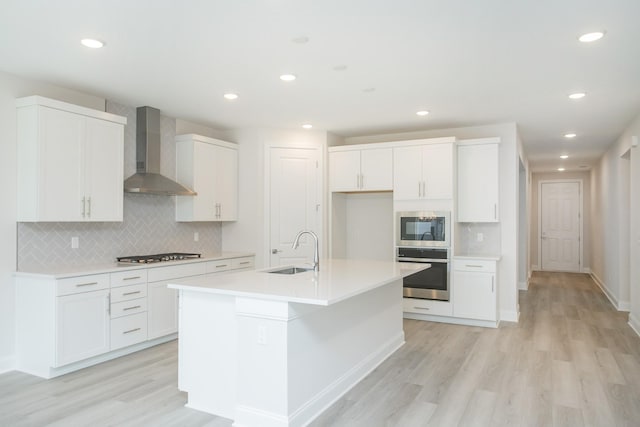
{"left": 267, "top": 267, "right": 313, "bottom": 275}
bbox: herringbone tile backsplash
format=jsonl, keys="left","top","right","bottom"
{"left": 17, "top": 101, "right": 222, "bottom": 270}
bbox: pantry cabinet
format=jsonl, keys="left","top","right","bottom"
{"left": 393, "top": 141, "right": 453, "bottom": 200}
{"left": 16, "top": 96, "right": 126, "bottom": 222}
{"left": 329, "top": 146, "right": 393, "bottom": 192}
{"left": 176, "top": 134, "right": 238, "bottom": 221}
{"left": 452, "top": 259, "right": 497, "bottom": 322}
{"left": 457, "top": 139, "right": 500, "bottom": 222}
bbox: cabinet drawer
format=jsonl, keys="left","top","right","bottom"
{"left": 110, "top": 312, "right": 147, "bottom": 350}
{"left": 111, "top": 283, "right": 147, "bottom": 303}
{"left": 57, "top": 274, "right": 110, "bottom": 296}
{"left": 232, "top": 257, "right": 254, "bottom": 270}
{"left": 147, "top": 263, "right": 206, "bottom": 282}
{"left": 403, "top": 298, "right": 453, "bottom": 316}
{"left": 452, "top": 259, "right": 496, "bottom": 273}
{"left": 111, "top": 298, "right": 147, "bottom": 319}
{"left": 206, "top": 259, "right": 234, "bottom": 274}
{"left": 111, "top": 269, "right": 147, "bottom": 287}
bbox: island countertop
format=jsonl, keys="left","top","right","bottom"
{"left": 168, "top": 258, "right": 427, "bottom": 306}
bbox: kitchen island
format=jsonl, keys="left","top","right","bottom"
{"left": 168, "top": 259, "right": 427, "bottom": 427}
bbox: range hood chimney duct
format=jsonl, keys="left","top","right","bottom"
{"left": 123, "top": 106, "right": 196, "bottom": 196}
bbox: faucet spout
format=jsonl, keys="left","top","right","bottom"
{"left": 292, "top": 230, "right": 320, "bottom": 272}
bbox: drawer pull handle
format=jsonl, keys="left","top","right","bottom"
{"left": 465, "top": 265, "right": 483, "bottom": 268}
{"left": 239, "top": 261, "right": 250, "bottom": 265}
{"left": 123, "top": 305, "right": 141, "bottom": 311}
{"left": 123, "top": 328, "right": 141, "bottom": 335}
{"left": 123, "top": 276, "right": 141, "bottom": 281}
{"left": 76, "top": 282, "right": 98, "bottom": 287}
{"left": 216, "top": 264, "right": 228, "bottom": 268}
{"left": 413, "top": 307, "right": 430, "bottom": 310}
{"left": 123, "top": 291, "right": 141, "bottom": 296}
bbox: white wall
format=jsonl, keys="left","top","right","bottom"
{"left": 345, "top": 122, "right": 523, "bottom": 322}
{"left": 0, "top": 71, "right": 106, "bottom": 372}
{"left": 221, "top": 128, "right": 329, "bottom": 268}
{"left": 590, "top": 123, "right": 635, "bottom": 311}
{"left": 594, "top": 111, "right": 640, "bottom": 330}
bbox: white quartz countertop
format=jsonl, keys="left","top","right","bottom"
{"left": 14, "top": 252, "right": 254, "bottom": 279}
{"left": 168, "top": 259, "right": 428, "bottom": 306}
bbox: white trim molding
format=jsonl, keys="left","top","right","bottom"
{"left": 0, "top": 355, "right": 15, "bottom": 374}
{"left": 629, "top": 313, "right": 640, "bottom": 338}
{"left": 518, "top": 281, "right": 529, "bottom": 291}
{"left": 500, "top": 309, "right": 519, "bottom": 323}
{"left": 590, "top": 272, "right": 630, "bottom": 312}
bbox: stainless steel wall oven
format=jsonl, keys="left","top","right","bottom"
{"left": 397, "top": 247, "right": 449, "bottom": 301}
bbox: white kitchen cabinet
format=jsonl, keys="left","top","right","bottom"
{"left": 329, "top": 146, "right": 393, "bottom": 192}
{"left": 393, "top": 141, "right": 453, "bottom": 200}
{"left": 176, "top": 134, "right": 238, "bottom": 221}
{"left": 452, "top": 259, "right": 497, "bottom": 322}
{"left": 148, "top": 281, "right": 180, "bottom": 340}
{"left": 56, "top": 288, "right": 110, "bottom": 367}
{"left": 457, "top": 139, "right": 500, "bottom": 222}
{"left": 16, "top": 96, "right": 126, "bottom": 222}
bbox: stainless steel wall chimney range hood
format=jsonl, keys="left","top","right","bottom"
{"left": 123, "top": 106, "right": 196, "bottom": 196}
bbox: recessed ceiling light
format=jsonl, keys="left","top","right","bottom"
{"left": 568, "top": 92, "right": 586, "bottom": 100}
{"left": 416, "top": 110, "right": 429, "bottom": 116}
{"left": 560, "top": 155, "right": 569, "bottom": 159}
{"left": 81, "top": 38, "right": 104, "bottom": 49}
{"left": 579, "top": 165, "right": 589, "bottom": 169}
{"left": 333, "top": 65, "right": 348, "bottom": 71}
{"left": 558, "top": 168, "right": 566, "bottom": 172}
{"left": 363, "top": 87, "right": 376, "bottom": 93}
{"left": 564, "top": 133, "right": 577, "bottom": 139}
{"left": 292, "top": 36, "right": 309, "bottom": 44}
{"left": 280, "top": 74, "right": 296, "bottom": 82}
{"left": 579, "top": 31, "right": 605, "bottom": 43}
{"left": 302, "top": 124, "right": 313, "bottom": 129}
{"left": 223, "top": 93, "right": 238, "bottom": 100}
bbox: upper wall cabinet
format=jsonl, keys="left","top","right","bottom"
{"left": 393, "top": 140, "right": 454, "bottom": 201}
{"left": 16, "top": 96, "right": 126, "bottom": 222}
{"left": 329, "top": 146, "right": 393, "bottom": 192}
{"left": 457, "top": 138, "right": 500, "bottom": 222}
{"left": 175, "top": 134, "right": 238, "bottom": 222}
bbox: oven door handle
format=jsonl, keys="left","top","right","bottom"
{"left": 397, "top": 258, "right": 448, "bottom": 263}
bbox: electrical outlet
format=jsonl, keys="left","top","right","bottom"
{"left": 257, "top": 325, "right": 267, "bottom": 345}
{"left": 476, "top": 233, "right": 484, "bottom": 242}
{"left": 71, "top": 237, "right": 79, "bottom": 249}
{"left": 194, "top": 232, "right": 199, "bottom": 242}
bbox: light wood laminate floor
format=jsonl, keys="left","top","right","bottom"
{"left": 2, "top": 272, "right": 640, "bottom": 426}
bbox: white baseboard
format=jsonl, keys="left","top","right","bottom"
{"left": 581, "top": 267, "right": 591, "bottom": 274}
{"left": 518, "top": 280, "right": 528, "bottom": 291}
{"left": 403, "top": 312, "right": 498, "bottom": 328}
{"left": 0, "top": 355, "right": 15, "bottom": 374}
{"left": 629, "top": 313, "right": 640, "bottom": 338}
{"left": 531, "top": 264, "right": 539, "bottom": 271}
{"left": 500, "top": 309, "right": 519, "bottom": 323}
{"left": 589, "top": 272, "right": 629, "bottom": 312}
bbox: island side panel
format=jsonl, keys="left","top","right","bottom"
{"left": 178, "top": 290, "right": 237, "bottom": 419}
{"left": 234, "top": 279, "right": 404, "bottom": 427}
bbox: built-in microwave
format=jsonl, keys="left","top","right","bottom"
{"left": 396, "top": 211, "right": 450, "bottom": 248}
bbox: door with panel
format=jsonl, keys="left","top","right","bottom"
{"left": 540, "top": 181, "right": 581, "bottom": 272}
{"left": 147, "top": 281, "right": 178, "bottom": 339}
{"left": 39, "top": 106, "right": 85, "bottom": 221}
{"left": 269, "top": 147, "right": 321, "bottom": 267}
{"left": 393, "top": 145, "right": 423, "bottom": 200}
{"left": 422, "top": 143, "right": 453, "bottom": 199}
{"left": 56, "top": 289, "right": 110, "bottom": 366}
{"left": 329, "top": 150, "right": 361, "bottom": 191}
{"left": 214, "top": 145, "right": 238, "bottom": 221}
{"left": 84, "top": 117, "right": 124, "bottom": 221}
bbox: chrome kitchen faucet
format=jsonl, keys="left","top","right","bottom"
{"left": 292, "top": 230, "right": 319, "bottom": 272}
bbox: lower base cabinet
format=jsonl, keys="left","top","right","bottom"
{"left": 452, "top": 259, "right": 497, "bottom": 321}
{"left": 148, "top": 282, "right": 179, "bottom": 340}
{"left": 56, "top": 289, "right": 110, "bottom": 366}
{"left": 15, "top": 255, "right": 255, "bottom": 378}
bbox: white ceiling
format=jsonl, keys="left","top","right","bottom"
{"left": 1, "top": 0, "right": 639, "bottom": 172}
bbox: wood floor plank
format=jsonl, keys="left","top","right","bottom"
{"left": 1, "top": 271, "right": 640, "bottom": 427}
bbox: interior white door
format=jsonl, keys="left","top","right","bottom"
{"left": 540, "top": 181, "right": 581, "bottom": 272}
{"left": 269, "top": 147, "right": 320, "bottom": 267}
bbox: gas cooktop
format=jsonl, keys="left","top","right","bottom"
{"left": 117, "top": 252, "right": 201, "bottom": 264}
